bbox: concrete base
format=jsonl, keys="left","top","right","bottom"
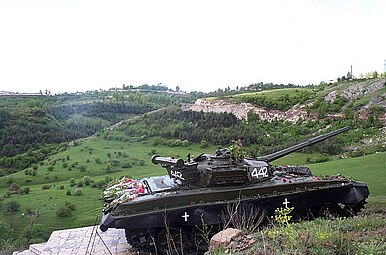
{"left": 13, "top": 226, "right": 134, "bottom": 255}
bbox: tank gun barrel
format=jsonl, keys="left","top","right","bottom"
{"left": 151, "top": 155, "right": 185, "bottom": 168}
{"left": 256, "top": 127, "right": 349, "bottom": 163}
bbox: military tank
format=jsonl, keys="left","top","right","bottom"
{"left": 100, "top": 127, "right": 369, "bottom": 254}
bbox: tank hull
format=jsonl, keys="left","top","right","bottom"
{"left": 101, "top": 180, "right": 369, "bottom": 230}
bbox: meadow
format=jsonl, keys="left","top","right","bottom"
{"left": 0, "top": 135, "right": 384, "bottom": 239}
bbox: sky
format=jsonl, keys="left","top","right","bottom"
{"left": 0, "top": 0, "right": 385, "bottom": 93}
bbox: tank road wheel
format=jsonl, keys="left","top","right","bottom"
{"left": 124, "top": 228, "right": 153, "bottom": 250}
{"left": 155, "top": 228, "right": 190, "bottom": 255}
{"left": 318, "top": 204, "right": 341, "bottom": 219}
{"left": 318, "top": 201, "right": 367, "bottom": 219}
{"left": 349, "top": 200, "right": 367, "bottom": 216}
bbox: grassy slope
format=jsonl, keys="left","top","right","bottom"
{"left": 0, "top": 138, "right": 218, "bottom": 234}
{"left": 0, "top": 132, "right": 384, "bottom": 235}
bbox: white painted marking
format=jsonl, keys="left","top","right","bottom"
{"left": 283, "top": 198, "right": 290, "bottom": 208}
{"left": 182, "top": 212, "right": 189, "bottom": 222}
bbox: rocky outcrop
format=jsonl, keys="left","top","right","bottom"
{"left": 341, "top": 79, "right": 385, "bottom": 101}
{"left": 182, "top": 99, "right": 312, "bottom": 122}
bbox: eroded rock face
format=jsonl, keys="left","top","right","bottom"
{"left": 341, "top": 79, "right": 386, "bottom": 101}
{"left": 182, "top": 99, "right": 311, "bottom": 123}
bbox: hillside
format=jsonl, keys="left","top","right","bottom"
{"left": 0, "top": 78, "right": 385, "bottom": 254}
{"left": 0, "top": 88, "right": 191, "bottom": 175}
{"left": 184, "top": 78, "right": 385, "bottom": 121}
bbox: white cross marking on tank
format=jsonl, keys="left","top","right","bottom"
{"left": 182, "top": 212, "right": 189, "bottom": 222}
{"left": 283, "top": 198, "right": 290, "bottom": 208}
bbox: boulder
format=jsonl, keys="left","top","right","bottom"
{"left": 209, "top": 228, "right": 241, "bottom": 251}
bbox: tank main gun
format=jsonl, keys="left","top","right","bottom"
{"left": 255, "top": 127, "right": 349, "bottom": 163}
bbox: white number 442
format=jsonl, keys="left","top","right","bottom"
{"left": 251, "top": 167, "right": 269, "bottom": 179}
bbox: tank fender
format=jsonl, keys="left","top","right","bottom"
{"left": 100, "top": 213, "right": 115, "bottom": 232}
{"left": 350, "top": 181, "right": 370, "bottom": 203}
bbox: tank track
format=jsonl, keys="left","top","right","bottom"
{"left": 124, "top": 200, "right": 367, "bottom": 254}
{"left": 125, "top": 226, "right": 215, "bottom": 255}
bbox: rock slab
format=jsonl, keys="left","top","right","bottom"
{"left": 209, "top": 228, "right": 241, "bottom": 251}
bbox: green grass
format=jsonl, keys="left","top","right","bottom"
{"left": 0, "top": 138, "right": 384, "bottom": 240}
{"left": 0, "top": 138, "right": 217, "bottom": 235}
{"left": 306, "top": 152, "right": 386, "bottom": 196}
{"left": 271, "top": 152, "right": 323, "bottom": 166}
{"left": 230, "top": 88, "right": 314, "bottom": 100}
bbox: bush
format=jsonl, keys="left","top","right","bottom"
{"left": 94, "top": 180, "right": 107, "bottom": 189}
{"left": 69, "top": 178, "right": 76, "bottom": 187}
{"left": 0, "top": 219, "right": 13, "bottom": 240}
{"left": 66, "top": 190, "right": 71, "bottom": 196}
{"left": 83, "top": 176, "right": 93, "bottom": 186}
{"left": 200, "top": 139, "right": 208, "bottom": 148}
{"left": 56, "top": 205, "right": 72, "bottom": 217}
{"left": 74, "top": 188, "right": 82, "bottom": 196}
{"left": 8, "top": 183, "right": 21, "bottom": 194}
{"left": 79, "top": 165, "right": 86, "bottom": 172}
{"left": 21, "top": 187, "right": 30, "bottom": 194}
{"left": 77, "top": 181, "right": 84, "bottom": 187}
{"left": 351, "top": 150, "right": 364, "bottom": 157}
{"left": 4, "top": 200, "right": 20, "bottom": 213}
{"left": 64, "top": 201, "right": 76, "bottom": 211}
{"left": 122, "top": 162, "right": 131, "bottom": 169}
{"left": 138, "top": 160, "right": 145, "bottom": 166}
{"left": 21, "top": 224, "right": 49, "bottom": 243}
{"left": 41, "top": 184, "right": 51, "bottom": 190}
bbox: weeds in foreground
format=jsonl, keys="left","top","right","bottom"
{"left": 210, "top": 206, "right": 386, "bottom": 255}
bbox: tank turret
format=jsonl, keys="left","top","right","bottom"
{"left": 152, "top": 127, "right": 350, "bottom": 187}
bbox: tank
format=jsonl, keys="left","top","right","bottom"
{"left": 100, "top": 127, "right": 369, "bottom": 254}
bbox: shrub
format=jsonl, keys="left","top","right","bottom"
{"left": 0, "top": 219, "right": 13, "bottom": 240}
{"left": 122, "top": 162, "right": 131, "bottom": 169}
{"left": 59, "top": 185, "right": 65, "bottom": 190}
{"left": 79, "top": 165, "right": 86, "bottom": 172}
{"left": 47, "top": 166, "right": 54, "bottom": 172}
{"left": 8, "top": 183, "right": 21, "bottom": 194}
{"left": 56, "top": 205, "right": 72, "bottom": 217}
{"left": 94, "top": 180, "right": 107, "bottom": 189}
{"left": 62, "top": 162, "right": 68, "bottom": 168}
{"left": 66, "top": 190, "right": 71, "bottom": 196}
{"left": 41, "top": 184, "right": 51, "bottom": 190}
{"left": 74, "top": 188, "right": 82, "bottom": 196}
{"left": 64, "top": 201, "right": 76, "bottom": 211}
{"left": 69, "top": 178, "right": 76, "bottom": 187}
{"left": 200, "top": 140, "right": 208, "bottom": 148}
{"left": 4, "top": 200, "right": 20, "bottom": 213}
{"left": 77, "top": 181, "right": 84, "bottom": 187}
{"left": 351, "top": 150, "right": 364, "bottom": 157}
{"left": 21, "top": 224, "right": 49, "bottom": 243}
{"left": 83, "top": 176, "right": 92, "bottom": 186}
{"left": 138, "top": 160, "right": 145, "bottom": 166}
{"left": 21, "top": 187, "right": 30, "bottom": 194}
